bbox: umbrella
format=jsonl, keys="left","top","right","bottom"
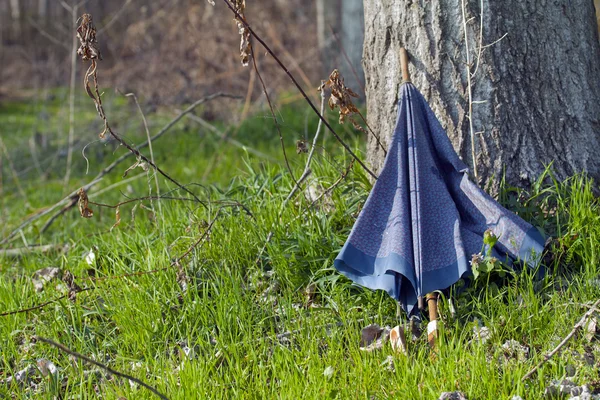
{"left": 334, "top": 49, "right": 545, "bottom": 319}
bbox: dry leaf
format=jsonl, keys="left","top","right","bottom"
{"left": 36, "top": 359, "right": 58, "bottom": 377}
{"left": 296, "top": 139, "right": 308, "bottom": 154}
{"left": 586, "top": 316, "right": 598, "bottom": 342}
{"left": 319, "top": 69, "right": 360, "bottom": 125}
{"left": 32, "top": 267, "right": 62, "bottom": 292}
{"left": 360, "top": 324, "right": 390, "bottom": 351}
{"left": 110, "top": 206, "right": 121, "bottom": 231}
{"left": 390, "top": 325, "right": 408, "bottom": 354}
{"left": 232, "top": 0, "right": 252, "bottom": 66}
{"left": 77, "top": 188, "right": 93, "bottom": 218}
{"left": 62, "top": 270, "right": 83, "bottom": 302}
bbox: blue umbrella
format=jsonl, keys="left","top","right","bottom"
{"left": 335, "top": 49, "right": 545, "bottom": 316}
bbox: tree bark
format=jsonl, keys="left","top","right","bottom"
{"left": 363, "top": 0, "right": 600, "bottom": 190}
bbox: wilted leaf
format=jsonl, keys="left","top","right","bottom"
{"left": 360, "top": 324, "right": 390, "bottom": 352}
{"left": 232, "top": 0, "right": 252, "bottom": 66}
{"left": 296, "top": 139, "right": 308, "bottom": 154}
{"left": 36, "top": 359, "right": 58, "bottom": 377}
{"left": 584, "top": 316, "right": 599, "bottom": 342}
{"left": 319, "top": 69, "right": 360, "bottom": 125}
{"left": 304, "top": 282, "right": 317, "bottom": 307}
{"left": 62, "top": 270, "right": 83, "bottom": 302}
{"left": 123, "top": 156, "right": 148, "bottom": 178}
{"left": 110, "top": 206, "right": 121, "bottom": 231}
{"left": 32, "top": 267, "right": 62, "bottom": 292}
{"left": 390, "top": 325, "right": 408, "bottom": 354}
{"left": 77, "top": 188, "right": 93, "bottom": 218}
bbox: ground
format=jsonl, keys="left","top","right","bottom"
{"left": 1, "top": 90, "right": 600, "bottom": 399}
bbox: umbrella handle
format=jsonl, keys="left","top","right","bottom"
{"left": 400, "top": 48, "right": 411, "bottom": 83}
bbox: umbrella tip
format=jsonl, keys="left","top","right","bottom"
{"left": 400, "top": 48, "right": 411, "bottom": 83}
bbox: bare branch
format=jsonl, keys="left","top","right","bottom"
{"left": 35, "top": 337, "right": 169, "bottom": 400}
{"left": 522, "top": 298, "right": 600, "bottom": 381}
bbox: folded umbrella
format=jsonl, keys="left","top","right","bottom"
{"left": 334, "top": 50, "right": 545, "bottom": 316}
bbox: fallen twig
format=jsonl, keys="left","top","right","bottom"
{"left": 0, "top": 288, "right": 93, "bottom": 317}
{"left": 522, "top": 298, "right": 600, "bottom": 381}
{"left": 35, "top": 337, "right": 169, "bottom": 400}
{"left": 0, "top": 244, "right": 68, "bottom": 258}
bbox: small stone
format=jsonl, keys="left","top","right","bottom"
{"left": 566, "top": 364, "right": 577, "bottom": 377}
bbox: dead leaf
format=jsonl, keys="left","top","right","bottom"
{"left": 232, "top": 0, "right": 252, "bottom": 66}
{"left": 586, "top": 316, "right": 598, "bottom": 342}
{"left": 390, "top": 325, "right": 408, "bottom": 354}
{"left": 62, "top": 270, "right": 83, "bottom": 302}
{"left": 323, "top": 366, "right": 334, "bottom": 380}
{"left": 360, "top": 324, "right": 390, "bottom": 352}
{"left": 110, "top": 206, "right": 121, "bottom": 231}
{"left": 36, "top": 359, "right": 58, "bottom": 377}
{"left": 319, "top": 69, "right": 360, "bottom": 125}
{"left": 32, "top": 267, "right": 62, "bottom": 292}
{"left": 77, "top": 188, "right": 93, "bottom": 218}
{"left": 296, "top": 140, "right": 308, "bottom": 154}
{"left": 304, "top": 283, "right": 317, "bottom": 307}
{"left": 123, "top": 156, "right": 148, "bottom": 178}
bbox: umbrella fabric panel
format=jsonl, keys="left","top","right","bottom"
{"left": 334, "top": 83, "right": 545, "bottom": 314}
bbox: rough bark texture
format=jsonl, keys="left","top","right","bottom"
{"left": 363, "top": 0, "right": 600, "bottom": 190}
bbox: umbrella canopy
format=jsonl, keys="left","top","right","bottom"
{"left": 334, "top": 81, "right": 545, "bottom": 315}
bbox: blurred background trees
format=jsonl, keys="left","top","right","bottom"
{"left": 0, "top": 0, "right": 366, "bottom": 106}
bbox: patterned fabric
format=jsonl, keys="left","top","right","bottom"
{"left": 335, "top": 83, "right": 545, "bottom": 315}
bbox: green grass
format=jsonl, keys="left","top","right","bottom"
{"left": 1, "top": 94, "right": 600, "bottom": 399}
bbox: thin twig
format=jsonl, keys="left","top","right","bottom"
{"left": 35, "top": 337, "right": 169, "bottom": 400}
{"left": 256, "top": 90, "right": 329, "bottom": 264}
{"left": 97, "top": 0, "right": 133, "bottom": 35}
{"left": 63, "top": 3, "right": 79, "bottom": 188}
{"left": 0, "top": 93, "right": 237, "bottom": 244}
{"left": 125, "top": 92, "right": 162, "bottom": 225}
{"left": 0, "top": 288, "right": 93, "bottom": 317}
{"left": 522, "top": 298, "right": 600, "bottom": 381}
{"left": 461, "top": 0, "right": 479, "bottom": 181}
{"left": 0, "top": 244, "right": 67, "bottom": 258}
{"left": 250, "top": 48, "right": 298, "bottom": 186}
{"left": 219, "top": 0, "right": 377, "bottom": 181}
{"left": 27, "top": 17, "right": 70, "bottom": 50}
{"left": 2, "top": 212, "right": 220, "bottom": 316}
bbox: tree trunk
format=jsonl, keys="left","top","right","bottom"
{"left": 317, "top": 0, "right": 365, "bottom": 91}
{"left": 340, "top": 0, "right": 365, "bottom": 91}
{"left": 316, "top": 0, "right": 341, "bottom": 77}
{"left": 363, "top": 0, "right": 600, "bottom": 190}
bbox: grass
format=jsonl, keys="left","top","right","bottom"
{"left": 1, "top": 93, "right": 600, "bottom": 399}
